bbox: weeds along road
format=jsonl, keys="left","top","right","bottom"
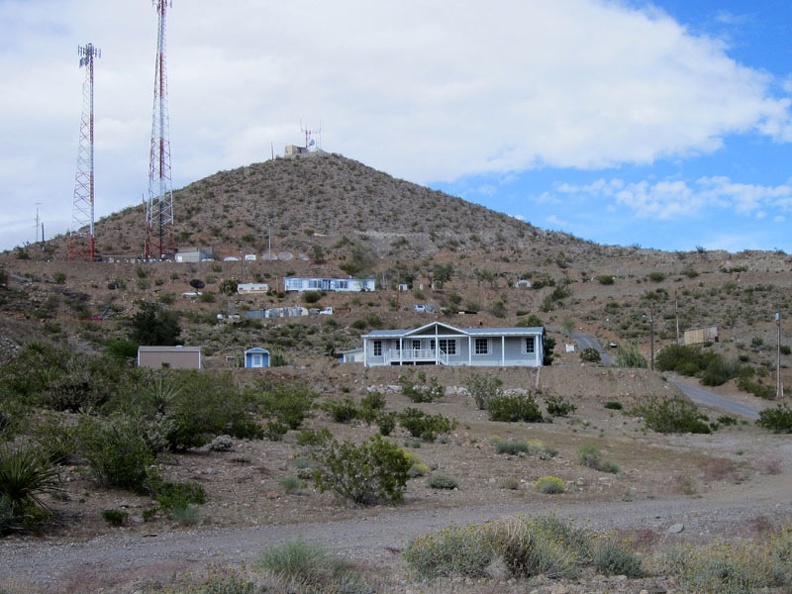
{"left": 2, "top": 489, "right": 791, "bottom": 589}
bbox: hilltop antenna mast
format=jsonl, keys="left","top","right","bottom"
{"left": 300, "top": 120, "right": 322, "bottom": 152}
{"left": 145, "top": 0, "right": 175, "bottom": 260}
{"left": 69, "top": 43, "right": 101, "bottom": 262}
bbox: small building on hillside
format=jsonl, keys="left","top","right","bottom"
{"left": 137, "top": 346, "right": 202, "bottom": 369}
{"left": 284, "top": 276, "right": 376, "bottom": 292}
{"left": 684, "top": 326, "right": 719, "bottom": 345}
{"left": 238, "top": 283, "right": 270, "bottom": 294}
{"left": 175, "top": 247, "right": 214, "bottom": 263}
{"left": 338, "top": 348, "right": 365, "bottom": 363}
{"left": 244, "top": 347, "right": 270, "bottom": 368}
{"left": 361, "top": 321, "right": 544, "bottom": 368}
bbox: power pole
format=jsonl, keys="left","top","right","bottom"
{"left": 777, "top": 312, "right": 784, "bottom": 400}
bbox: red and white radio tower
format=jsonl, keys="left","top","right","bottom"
{"left": 145, "top": 0, "right": 175, "bottom": 260}
{"left": 69, "top": 43, "right": 101, "bottom": 262}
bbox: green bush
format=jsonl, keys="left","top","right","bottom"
{"left": 398, "top": 371, "right": 445, "bottom": 403}
{"left": 593, "top": 540, "right": 643, "bottom": 577}
{"left": 358, "top": 391, "right": 386, "bottom": 423}
{"left": 0, "top": 444, "right": 62, "bottom": 533}
{"left": 76, "top": 415, "right": 155, "bottom": 493}
{"left": 757, "top": 403, "right": 792, "bottom": 433}
{"left": 426, "top": 472, "right": 459, "bottom": 490}
{"left": 736, "top": 375, "right": 776, "bottom": 400}
{"left": 102, "top": 509, "right": 128, "bottom": 527}
{"left": 545, "top": 395, "right": 577, "bottom": 416}
{"left": 631, "top": 396, "right": 712, "bottom": 434}
{"left": 614, "top": 344, "right": 648, "bottom": 368}
{"left": 397, "top": 408, "right": 457, "bottom": 442}
{"left": 604, "top": 401, "right": 623, "bottom": 410}
{"left": 321, "top": 396, "right": 358, "bottom": 424}
{"left": 257, "top": 538, "right": 359, "bottom": 587}
{"left": 579, "top": 347, "right": 601, "bottom": 363}
{"left": 462, "top": 372, "right": 503, "bottom": 410}
{"left": 259, "top": 383, "right": 316, "bottom": 430}
{"left": 492, "top": 437, "right": 545, "bottom": 456}
{"left": 487, "top": 393, "right": 543, "bottom": 423}
{"left": 307, "top": 430, "right": 411, "bottom": 505}
{"left": 403, "top": 523, "right": 496, "bottom": 578}
{"left": 535, "top": 476, "right": 566, "bottom": 494}
{"left": 375, "top": 411, "right": 397, "bottom": 436}
{"left": 576, "top": 445, "right": 620, "bottom": 474}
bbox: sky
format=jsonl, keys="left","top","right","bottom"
{"left": 1, "top": 0, "right": 792, "bottom": 254}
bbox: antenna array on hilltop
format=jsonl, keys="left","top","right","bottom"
{"left": 69, "top": 43, "right": 101, "bottom": 262}
{"left": 144, "top": 0, "right": 175, "bottom": 260}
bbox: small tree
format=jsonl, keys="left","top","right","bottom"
{"left": 130, "top": 302, "right": 181, "bottom": 346}
{"left": 462, "top": 372, "right": 504, "bottom": 410}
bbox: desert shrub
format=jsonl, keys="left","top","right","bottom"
{"left": 655, "top": 344, "right": 740, "bottom": 387}
{"left": 0, "top": 444, "right": 62, "bottom": 533}
{"left": 404, "top": 451, "right": 429, "bottom": 477}
{"left": 535, "top": 476, "right": 566, "bottom": 494}
{"left": 75, "top": 415, "right": 155, "bottom": 493}
{"left": 36, "top": 354, "right": 116, "bottom": 412}
{"left": 130, "top": 301, "right": 181, "bottom": 346}
{"left": 169, "top": 504, "right": 202, "bottom": 526}
{"left": 665, "top": 538, "right": 789, "bottom": 594}
{"left": 403, "top": 523, "right": 496, "bottom": 578}
{"left": 576, "top": 444, "right": 620, "bottom": 474}
{"left": 321, "top": 396, "right": 358, "bottom": 424}
{"left": 398, "top": 371, "right": 445, "bottom": 403}
{"left": 757, "top": 403, "right": 792, "bottom": 433}
{"left": 545, "top": 394, "right": 577, "bottom": 416}
{"left": 375, "top": 411, "right": 397, "bottom": 436}
{"left": 279, "top": 475, "right": 301, "bottom": 494}
{"left": 397, "top": 408, "right": 457, "bottom": 442}
{"left": 263, "top": 421, "right": 289, "bottom": 441}
{"left": 579, "top": 347, "right": 601, "bottom": 363}
{"left": 257, "top": 538, "right": 359, "bottom": 588}
{"left": 487, "top": 393, "right": 542, "bottom": 423}
{"left": 631, "top": 396, "right": 712, "bottom": 434}
{"left": 151, "top": 479, "right": 206, "bottom": 511}
{"left": 491, "top": 436, "right": 545, "bottom": 456}
{"left": 593, "top": 540, "right": 643, "bottom": 577}
{"left": 614, "top": 344, "right": 648, "bottom": 368}
{"left": 259, "top": 383, "right": 316, "bottom": 430}
{"left": 426, "top": 472, "right": 458, "bottom": 490}
{"left": 488, "top": 516, "right": 578, "bottom": 579}
{"left": 462, "top": 372, "right": 503, "bottom": 410}
{"left": 604, "top": 401, "right": 623, "bottom": 410}
{"left": 358, "top": 391, "right": 386, "bottom": 423}
{"left": 736, "top": 374, "right": 776, "bottom": 399}
{"left": 102, "top": 509, "right": 128, "bottom": 527}
{"left": 596, "top": 275, "right": 615, "bottom": 285}
{"left": 301, "top": 290, "right": 322, "bottom": 304}
{"left": 306, "top": 429, "right": 411, "bottom": 505}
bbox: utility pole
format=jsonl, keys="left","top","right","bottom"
{"left": 643, "top": 310, "right": 655, "bottom": 371}
{"left": 777, "top": 312, "right": 784, "bottom": 399}
{"left": 674, "top": 290, "right": 680, "bottom": 345}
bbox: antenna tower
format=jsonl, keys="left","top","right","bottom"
{"left": 145, "top": 0, "right": 175, "bottom": 260}
{"left": 301, "top": 120, "right": 322, "bottom": 152}
{"left": 69, "top": 43, "right": 101, "bottom": 261}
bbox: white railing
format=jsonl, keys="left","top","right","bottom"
{"left": 383, "top": 348, "right": 449, "bottom": 365}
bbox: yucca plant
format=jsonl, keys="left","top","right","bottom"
{"left": 0, "top": 444, "right": 62, "bottom": 531}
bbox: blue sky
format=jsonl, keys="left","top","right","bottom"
{"left": 1, "top": 1, "right": 791, "bottom": 253}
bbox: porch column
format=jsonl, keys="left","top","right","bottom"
{"left": 363, "top": 338, "right": 368, "bottom": 367}
{"left": 468, "top": 336, "right": 472, "bottom": 365}
{"left": 501, "top": 335, "right": 505, "bottom": 366}
{"left": 399, "top": 338, "right": 404, "bottom": 365}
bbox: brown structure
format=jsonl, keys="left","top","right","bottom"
{"left": 137, "top": 346, "right": 202, "bottom": 369}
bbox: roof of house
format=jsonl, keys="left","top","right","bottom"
{"left": 244, "top": 347, "right": 269, "bottom": 354}
{"left": 138, "top": 346, "right": 201, "bottom": 352}
{"left": 362, "top": 321, "right": 543, "bottom": 340}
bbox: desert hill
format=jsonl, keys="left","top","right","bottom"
{"left": 0, "top": 151, "right": 791, "bottom": 385}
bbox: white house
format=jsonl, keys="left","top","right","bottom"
{"left": 361, "top": 321, "right": 544, "bottom": 368}
{"left": 284, "top": 276, "right": 376, "bottom": 292}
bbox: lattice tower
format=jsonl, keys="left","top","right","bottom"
{"left": 145, "top": 0, "right": 175, "bottom": 260}
{"left": 69, "top": 43, "right": 100, "bottom": 261}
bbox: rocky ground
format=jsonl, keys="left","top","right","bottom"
{"left": 1, "top": 361, "right": 790, "bottom": 593}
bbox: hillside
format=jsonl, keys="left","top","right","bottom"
{"left": 1, "top": 150, "right": 791, "bottom": 381}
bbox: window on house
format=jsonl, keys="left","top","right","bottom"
{"left": 373, "top": 340, "right": 382, "bottom": 357}
{"left": 525, "top": 337, "right": 535, "bottom": 354}
{"left": 308, "top": 280, "right": 321, "bottom": 289}
{"left": 337, "top": 280, "right": 349, "bottom": 289}
{"left": 412, "top": 340, "right": 421, "bottom": 350}
{"left": 474, "top": 338, "right": 489, "bottom": 355}
{"left": 438, "top": 339, "right": 457, "bottom": 355}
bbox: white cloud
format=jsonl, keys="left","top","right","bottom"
{"left": 1, "top": 0, "right": 791, "bottom": 250}
{"left": 555, "top": 176, "right": 792, "bottom": 220}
